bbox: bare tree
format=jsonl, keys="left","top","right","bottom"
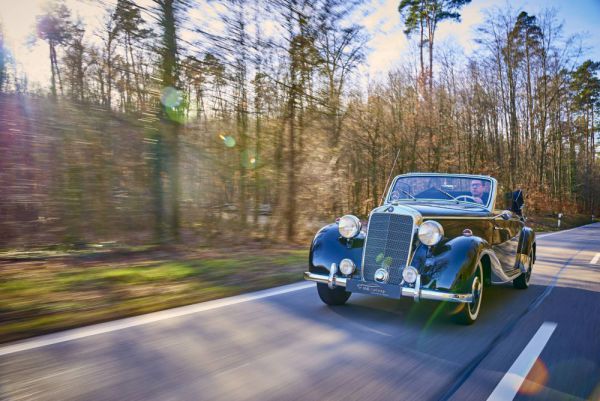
{"left": 35, "top": 0, "right": 75, "bottom": 98}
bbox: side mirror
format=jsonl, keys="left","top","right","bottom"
{"left": 511, "top": 190, "right": 524, "bottom": 216}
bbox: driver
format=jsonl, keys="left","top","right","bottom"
{"left": 469, "top": 180, "right": 487, "bottom": 204}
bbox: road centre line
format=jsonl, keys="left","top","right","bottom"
{"left": 0, "top": 282, "right": 313, "bottom": 357}
{"left": 486, "top": 322, "right": 557, "bottom": 401}
{"left": 591, "top": 253, "right": 600, "bottom": 265}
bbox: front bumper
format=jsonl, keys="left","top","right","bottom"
{"left": 303, "top": 270, "right": 473, "bottom": 304}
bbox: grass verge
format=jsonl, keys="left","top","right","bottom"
{"left": 0, "top": 248, "right": 308, "bottom": 344}
{"left": 527, "top": 213, "right": 597, "bottom": 232}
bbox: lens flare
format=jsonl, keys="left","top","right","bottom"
{"left": 241, "top": 149, "right": 257, "bottom": 168}
{"left": 223, "top": 136, "right": 236, "bottom": 147}
{"left": 218, "top": 133, "right": 236, "bottom": 147}
{"left": 518, "top": 358, "right": 549, "bottom": 395}
{"left": 160, "top": 87, "right": 182, "bottom": 108}
{"left": 546, "top": 358, "right": 598, "bottom": 398}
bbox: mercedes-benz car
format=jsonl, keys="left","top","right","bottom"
{"left": 304, "top": 173, "right": 535, "bottom": 324}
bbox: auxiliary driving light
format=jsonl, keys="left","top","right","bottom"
{"left": 339, "top": 258, "right": 356, "bottom": 275}
{"left": 402, "top": 266, "right": 418, "bottom": 284}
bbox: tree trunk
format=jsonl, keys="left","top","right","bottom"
{"left": 127, "top": 33, "right": 144, "bottom": 109}
{"left": 419, "top": 18, "right": 425, "bottom": 91}
{"left": 49, "top": 41, "right": 57, "bottom": 98}
{"left": 286, "top": 85, "right": 297, "bottom": 241}
{"left": 156, "top": 0, "right": 180, "bottom": 242}
{"left": 428, "top": 30, "right": 434, "bottom": 96}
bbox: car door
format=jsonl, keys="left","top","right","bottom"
{"left": 490, "top": 212, "right": 523, "bottom": 276}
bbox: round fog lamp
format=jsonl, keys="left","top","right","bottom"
{"left": 402, "top": 266, "right": 418, "bottom": 284}
{"left": 339, "top": 258, "right": 356, "bottom": 275}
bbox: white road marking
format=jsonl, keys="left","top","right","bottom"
{"left": 536, "top": 221, "right": 600, "bottom": 238}
{"left": 486, "top": 322, "right": 557, "bottom": 401}
{"left": 591, "top": 253, "right": 600, "bottom": 265}
{"left": 0, "top": 282, "right": 313, "bottom": 357}
{"left": 536, "top": 226, "right": 579, "bottom": 238}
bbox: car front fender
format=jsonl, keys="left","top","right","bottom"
{"left": 309, "top": 223, "right": 365, "bottom": 276}
{"left": 517, "top": 226, "right": 536, "bottom": 265}
{"left": 411, "top": 235, "right": 490, "bottom": 293}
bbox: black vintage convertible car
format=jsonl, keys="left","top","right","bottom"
{"left": 304, "top": 173, "right": 535, "bottom": 324}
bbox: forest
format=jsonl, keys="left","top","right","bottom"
{"left": 1, "top": 0, "right": 599, "bottom": 247}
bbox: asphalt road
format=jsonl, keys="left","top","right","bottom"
{"left": 1, "top": 224, "right": 599, "bottom": 401}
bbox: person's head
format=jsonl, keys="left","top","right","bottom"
{"left": 470, "top": 180, "right": 484, "bottom": 197}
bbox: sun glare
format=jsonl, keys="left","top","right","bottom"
{"left": 0, "top": 0, "right": 109, "bottom": 88}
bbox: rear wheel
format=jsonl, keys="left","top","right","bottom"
{"left": 316, "top": 283, "right": 351, "bottom": 305}
{"left": 453, "top": 260, "right": 483, "bottom": 325}
{"left": 513, "top": 250, "right": 533, "bottom": 289}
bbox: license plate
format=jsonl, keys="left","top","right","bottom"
{"left": 346, "top": 279, "right": 401, "bottom": 299}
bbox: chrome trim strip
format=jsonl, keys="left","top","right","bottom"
{"left": 413, "top": 274, "right": 422, "bottom": 302}
{"left": 424, "top": 216, "right": 497, "bottom": 220}
{"left": 328, "top": 263, "right": 338, "bottom": 289}
{"left": 304, "top": 272, "right": 473, "bottom": 303}
{"left": 304, "top": 271, "right": 347, "bottom": 287}
{"left": 401, "top": 287, "right": 473, "bottom": 303}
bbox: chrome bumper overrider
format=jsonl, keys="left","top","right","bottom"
{"left": 303, "top": 271, "right": 473, "bottom": 304}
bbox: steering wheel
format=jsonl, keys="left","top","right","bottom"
{"left": 455, "top": 195, "right": 479, "bottom": 203}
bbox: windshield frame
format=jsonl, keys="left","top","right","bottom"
{"left": 384, "top": 173, "right": 498, "bottom": 212}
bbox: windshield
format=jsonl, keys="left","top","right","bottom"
{"left": 388, "top": 175, "right": 493, "bottom": 208}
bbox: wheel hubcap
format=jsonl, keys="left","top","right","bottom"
{"left": 469, "top": 275, "right": 482, "bottom": 316}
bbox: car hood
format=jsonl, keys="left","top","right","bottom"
{"left": 402, "top": 203, "right": 491, "bottom": 218}
{"left": 371, "top": 202, "right": 492, "bottom": 220}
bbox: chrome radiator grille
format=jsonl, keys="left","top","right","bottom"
{"left": 361, "top": 213, "right": 414, "bottom": 284}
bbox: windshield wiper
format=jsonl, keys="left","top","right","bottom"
{"left": 416, "top": 200, "right": 490, "bottom": 211}
{"left": 399, "top": 189, "right": 416, "bottom": 200}
{"left": 431, "top": 187, "right": 459, "bottom": 202}
{"left": 454, "top": 201, "right": 489, "bottom": 210}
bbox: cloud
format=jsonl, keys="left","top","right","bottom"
{"left": 351, "top": 0, "right": 410, "bottom": 77}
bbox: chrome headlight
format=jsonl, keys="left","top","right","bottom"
{"left": 338, "top": 215, "right": 361, "bottom": 239}
{"left": 418, "top": 220, "right": 444, "bottom": 246}
{"left": 339, "top": 258, "right": 356, "bottom": 275}
{"left": 402, "top": 266, "right": 418, "bottom": 283}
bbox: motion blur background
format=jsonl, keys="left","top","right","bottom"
{"left": 0, "top": 0, "right": 599, "bottom": 341}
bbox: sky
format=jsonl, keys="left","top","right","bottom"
{"left": 351, "top": 0, "right": 600, "bottom": 80}
{"left": 0, "top": 0, "right": 599, "bottom": 89}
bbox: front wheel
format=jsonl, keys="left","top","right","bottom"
{"left": 453, "top": 260, "right": 484, "bottom": 325}
{"left": 316, "top": 283, "right": 351, "bottom": 305}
